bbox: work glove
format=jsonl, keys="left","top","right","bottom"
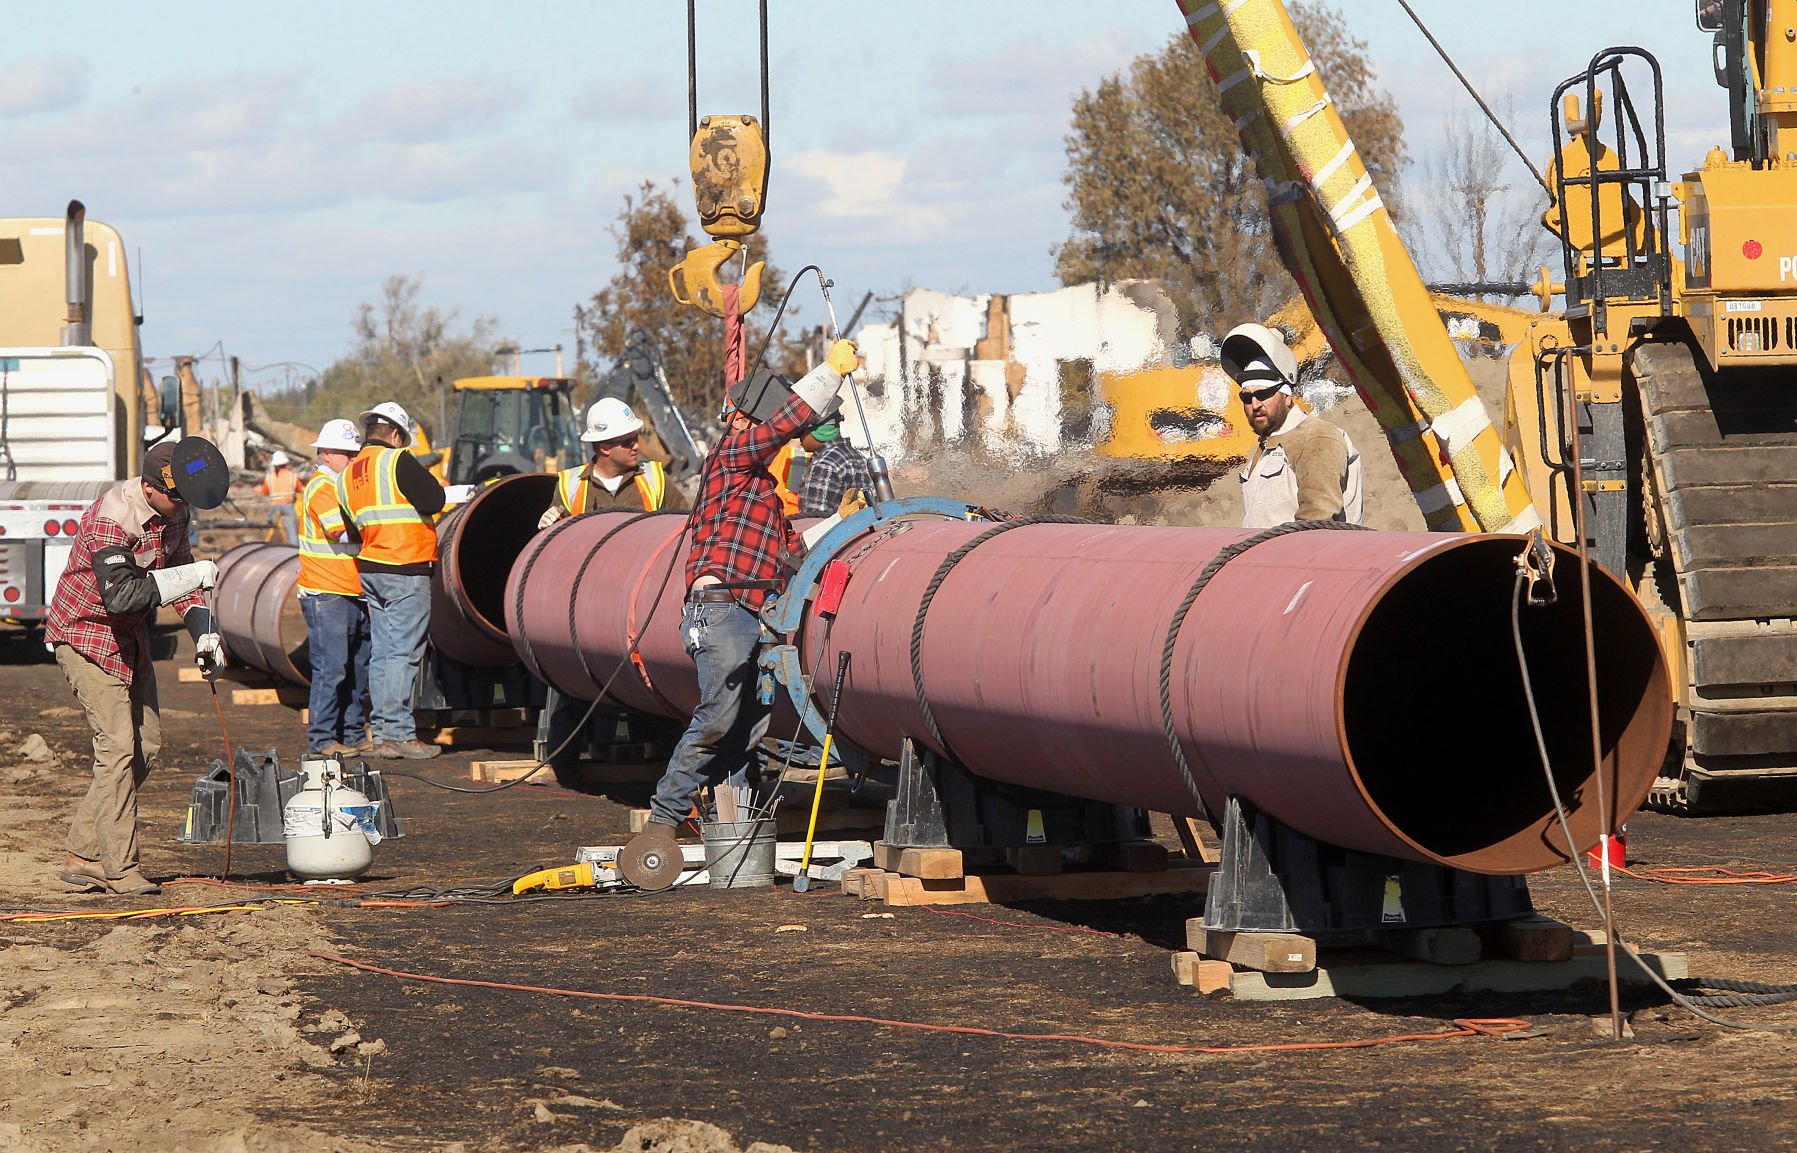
{"left": 825, "top": 338, "right": 861, "bottom": 377}
{"left": 537, "top": 505, "right": 564, "bottom": 531}
{"left": 836, "top": 487, "right": 868, "bottom": 518}
{"left": 149, "top": 560, "right": 219, "bottom": 606}
{"left": 194, "top": 632, "right": 223, "bottom": 679}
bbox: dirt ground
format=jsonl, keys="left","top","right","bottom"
{"left": 4, "top": 615, "right": 1797, "bottom": 1153}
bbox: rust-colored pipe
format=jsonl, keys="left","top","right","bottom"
{"left": 430, "top": 473, "right": 556, "bottom": 667}
{"left": 508, "top": 518, "right": 1672, "bottom": 875}
{"left": 214, "top": 541, "right": 308, "bottom": 683}
{"left": 216, "top": 472, "right": 559, "bottom": 681}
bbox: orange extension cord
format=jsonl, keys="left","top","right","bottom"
{"left": 306, "top": 951, "right": 1529, "bottom": 1056}
{"left": 1618, "top": 865, "right": 1797, "bottom": 886}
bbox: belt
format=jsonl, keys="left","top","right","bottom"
{"left": 688, "top": 589, "right": 739, "bottom": 604}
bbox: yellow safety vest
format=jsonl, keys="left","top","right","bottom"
{"left": 297, "top": 470, "right": 361, "bottom": 596}
{"left": 337, "top": 446, "right": 438, "bottom": 567}
{"left": 557, "top": 459, "right": 668, "bottom": 513}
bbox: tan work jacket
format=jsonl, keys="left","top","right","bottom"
{"left": 1239, "top": 406, "right": 1364, "bottom": 528}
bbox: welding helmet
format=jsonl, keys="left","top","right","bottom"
{"left": 1219, "top": 323, "right": 1299, "bottom": 388}
{"left": 143, "top": 436, "right": 229, "bottom": 510}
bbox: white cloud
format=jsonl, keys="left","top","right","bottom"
{"left": 0, "top": 53, "right": 91, "bottom": 118}
{"left": 783, "top": 147, "right": 946, "bottom": 234}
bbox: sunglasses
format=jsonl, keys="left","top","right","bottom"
{"left": 600, "top": 435, "right": 640, "bottom": 449}
{"left": 1238, "top": 385, "right": 1285, "bottom": 405}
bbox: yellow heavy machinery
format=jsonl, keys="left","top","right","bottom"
{"left": 1098, "top": 294, "right": 1534, "bottom": 466}
{"left": 1499, "top": 3, "right": 1797, "bottom": 812}
{"left": 1180, "top": 0, "right": 1797, "bottom": 812}
{"left": 443, "top": 375, "right": 584, "bottom": 485}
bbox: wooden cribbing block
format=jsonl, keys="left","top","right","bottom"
{"left": 1170, "top": 950, "right": 1199, "bottom": 985}
{"left": 1499, "top": 915, "right": 1576, "bottom": 963}
{"left": 879, "top": 863, "right": 1213, "bottom": 907}
{"left": 1171, "top": 815, "right": 1220, "bottom": 864}
{"left": 628, "top": 809, "right": 653, "bottom": 834}
{"left": 1006, "top": 845, "right": 1065, "bottom": 876}
{"left": 469, "top": 759, "right": 547, "bottom": 784}
{"left": 1226, "top": 948, "right": 1689, "bottom": 1002}
{"left": 1190, "top": 923, "right": 1317, "bottom": 973}
{"left": 427, "top": 726, "right": 534, "bottom": 748}
{"left": 872, "top": 842, "right": 963, "bottom": 878}
{"left": 229, "top": 687, "right": 307, "bottom": 707}
{"left": 1170, "top": 951, "right": 1234, "bottom": 995}
{"left": 1374, "top": 926, "right": 1483, "bottom": 966}
{"left": 1097, "top": 840, "right": 1170, "bottom": 873}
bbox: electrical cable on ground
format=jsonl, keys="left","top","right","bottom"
{"left": 1510, "top": 569, "right": 1797, "bottom": 1033}
{"left": 306, "top": 950, "right": 1530, "bottom": 1056}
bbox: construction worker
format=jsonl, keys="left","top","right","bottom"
{"left": 536, "top": 397, "right": 686, "bottom": 781}
{"left": 1223, "top": 323, "right": 1364, "bottom": 528}
{"left": 536, "top": 397, "right": 689, "bottom": 530}
{"left": 619, "top": 340, "right": 859, "bottom": 889}
{"left": 298, "top": 419, "right": 371, "bottom": 756}
{"left": 260, "top": 450, "right": 299, "bottom": 543}
{"left": 797, "top": 417, "right": 873, "bottom": 518}
{"left": 45, "top": 438, "right": 228, "bottom": 896}
{"left": 337, "top": 401, "right": 446, "bottom": 760}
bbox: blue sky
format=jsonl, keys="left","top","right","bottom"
{"left": 1, "top": 2, "right": 1719, "bottom": 388}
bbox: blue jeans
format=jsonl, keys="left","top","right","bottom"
{"left": 359, "top": 570, "right": 431, "bottom": 744}
{"left": 301, "top": 593, "right": 370, "bottom": 751}
{"left": 275, "top": 504, "right": 299, "bottom": 545}
{"left": 649, "top": 600, "right": 770, "bottom": 826}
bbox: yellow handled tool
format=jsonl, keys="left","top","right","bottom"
{"left": 793, "top": 651, "right": 852, "bottom": 893}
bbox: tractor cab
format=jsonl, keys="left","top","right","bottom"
{"left": 447, "top": 376, "right": 583, "bottom": 485}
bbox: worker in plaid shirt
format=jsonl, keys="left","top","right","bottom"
{"left": 797, "top": 416, "right": 873, "bottom": 518}
{"left": 45, "top": 440, "right": 226, "bottom": 896}
{"left": 623, "top": 338, "right": 861, "bottom": 888}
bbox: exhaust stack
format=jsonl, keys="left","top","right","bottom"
{"left": 62, "top": 200, "right": 91, "bottom": 347}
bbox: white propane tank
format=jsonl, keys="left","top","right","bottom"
{"left": 284, "top": 757, "right": 382, "bottom": 881}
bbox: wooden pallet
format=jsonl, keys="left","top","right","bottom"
{"left": 845, "top": 858, "right": 1215, "bottom": 907}
{"left": 178, "top": 665, "right": 280, "bottom": 687}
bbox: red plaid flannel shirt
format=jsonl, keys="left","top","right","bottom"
{"left": 684, "top": 393, "right": 818, "bottom": 610}
{"left": 45, "top": 480, "right": 201, "bottom": 685}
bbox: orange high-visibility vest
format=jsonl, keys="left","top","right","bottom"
{"left": 261, "top": 466, "right": 297, "bottom": 506}
{"left": 297, "top": 469, "right": 361, "bottom": 596}
{"left": 770, "top": 442, "right": 800, "bottom": 517}
{"left": 556, "top": 459, "right": 668, "bottom": 513}
{"left": 336, "top": 446, "right": 437, "bottom": 567}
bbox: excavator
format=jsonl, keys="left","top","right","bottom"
{"left": 1179, "top": 0, "right": 1797, "bottom": 813}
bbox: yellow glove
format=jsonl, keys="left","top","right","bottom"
{"left": 825, "top": 338, "right": 861, "bottom": 377}
{"left": 836, "top": 488, "right": 868, "bottom": 518}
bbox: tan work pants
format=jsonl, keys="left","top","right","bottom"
{"left": 54, "top": 644, "right": 161, "bottom": 878}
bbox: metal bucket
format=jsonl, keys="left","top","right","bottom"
{"left": 700, "top": 819, "right": 777, "bottom": 889}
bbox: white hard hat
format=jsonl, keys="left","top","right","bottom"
{"left": 311, "top": 419, "right": 363, "bottom": 452}
{"left": 357, "top": 401, "right": 414, "bottom": 446}
{"left": 269, "top": 451, "right": 290, "bottom": 468}
{"left": 1219, "top": 323, "right": 1299, "bottom": 388}
{"left": 581, "top": 397, "right": 645, "bottom": 444}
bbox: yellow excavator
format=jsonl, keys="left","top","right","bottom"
{"left": 1180, "top": 0, "right": 1797, "bottom": 813}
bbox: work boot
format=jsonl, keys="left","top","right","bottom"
{"left": 56, "top": 854, "right": 107, "bottom": 893}
{"left": 372, "top": 739, "right": 441, "bottom": 760}
{"left": 105, "top": 867, "right": 162, "bottom": 897}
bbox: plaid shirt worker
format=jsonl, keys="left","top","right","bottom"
{"left": 684, "top": 392, "right": 819, "bottom": 610}
{"left": 45, "top": 489, "right": 202, "bottom": 685}
{"left": 799, "top": 439, "right": 874, "bottom": 519}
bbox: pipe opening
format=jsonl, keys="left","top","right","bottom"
{"left": 445, "top": 474, "right": 555, "bottom": 634}
{"left": 1342, "top": 539, "right": 1669, "bottom": 871}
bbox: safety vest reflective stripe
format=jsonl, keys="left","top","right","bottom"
{"left": 558, "top": 466, "right": 587, "bottom": 515}
{"left": 560, "top": 460, "right": 667, "bottom": 513}
{"left": 297, "top": 472, "right": 361, "bottom": 596}
{"left": 634, "top": 460, "right": 667, "bottom": 510}
{"left": 337, "top": 447, "right": 437, "bottom": 566}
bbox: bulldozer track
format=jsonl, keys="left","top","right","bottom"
{"left": 1633, "top": 339, "right": 1797, "bottom": 810}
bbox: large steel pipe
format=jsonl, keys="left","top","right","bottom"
{"left": 511, "top": 517, "right": 1671, "bottom": 875}
{"left": 214, "top": 541, "right": 308, "bottom": 683}
{"left": 430, "top": 473, "right": 556, "bottom": 667}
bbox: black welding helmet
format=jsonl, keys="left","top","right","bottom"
{"left": 725, "top": 369, "right": 793, "bottom": 425}
{"left": 143, "top": 436, "right": 229, "bottom": 509}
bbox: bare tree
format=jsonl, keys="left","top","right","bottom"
{"left": 1409, "top": 104, "right": 1555, "bottom": 302}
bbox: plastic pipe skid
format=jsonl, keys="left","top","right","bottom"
{"left": 508, "top": 506, "right": 1673, "bottom": 876}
